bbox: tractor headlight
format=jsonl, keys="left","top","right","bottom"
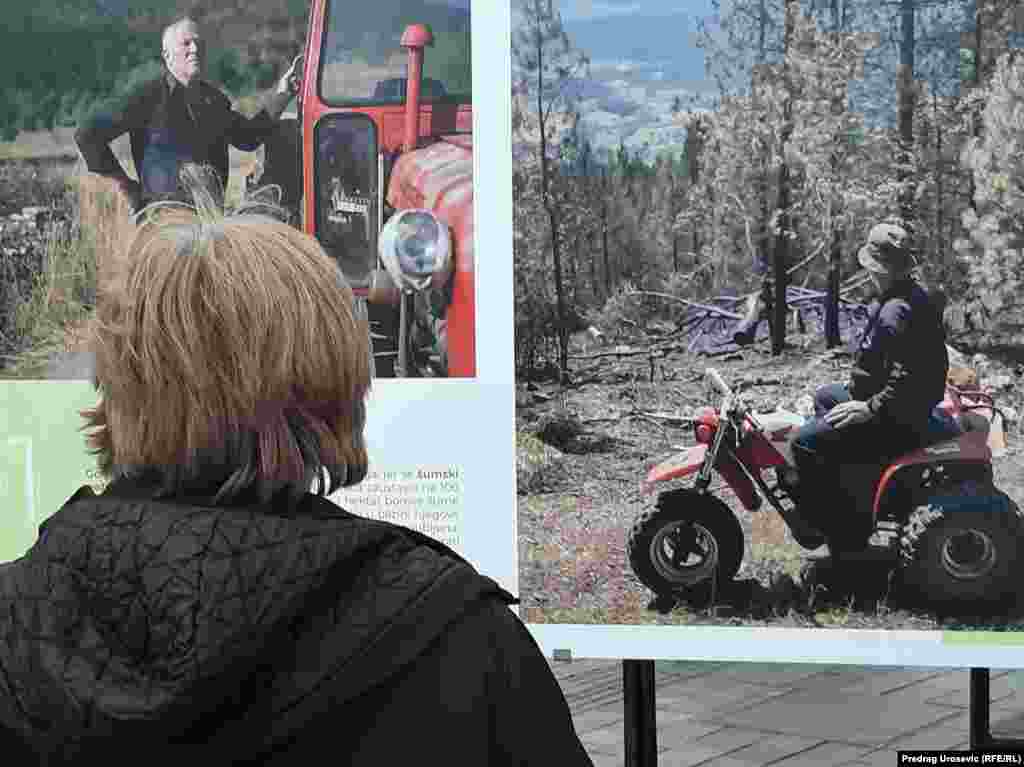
{"left": 378, "top": 209, "right": 453, "bottom": 292}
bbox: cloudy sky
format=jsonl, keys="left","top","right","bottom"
{"left": 559, "top": 0, "right": 713, "bottom": 22}
{"left": 510, "top": 0, "right": 721, "bottom": 162}
{"left": 552, "top": 0, "right": 718, "bottom": 100}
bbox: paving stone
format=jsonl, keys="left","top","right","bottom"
{"left": 577, "top": 709, "right": 727, "bottom": 752}
{"left": 851, "top": 742, "right": 972, "bottom": 767}
{"left": 992, "top": 711, "right": 1024, "bottom": 740}
{"left": 768, "top": 741, "right": 874, "bottom": 767}
{"left": 976, "top": 703, "right": 1024, "bottom": 741}
{"left": 835, "top": 757, "right": 890, "bottom": 767}
{"left": 655, "top": 717, "right": 730, "bottom": 752}
{"left": 656, "top": 728, "right": 767, "bottom": 767}
{"left": 708, "top": 664, "right": 836, "bottom": 688}
{"left": 553, "top": 663, "right": 1024, "bottom": 767}
{"left": 923, "top": 673, "right": 1015, "bottom": 708}
{"left": 654, "top": 675, "right": 795, "bottom": 717}
{"left": 579, "top": 728, "right": 625, "bottom": 755}
{"left": 706, "top": 686, "right": 966, "bottom": 746}
{"left": 572, "top": 707, "right": 624, "bottom": 735}
{"left": 879, "top": 709, "right": 969, "bottom": 752}
{"left": 751, "top": 667, "right": 872, "bottom": 693}
{"left": 824, "top": 669, "right": 954, "bottom": 697}
{"left": 690, "top": 732, "right": 824, "bottom": 765}
{"left": 586, "top": 751, "right": 625, "bottom": 767}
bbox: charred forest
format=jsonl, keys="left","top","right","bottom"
{"left": 513, "top": 0, "right": 1024, "bottom": 384}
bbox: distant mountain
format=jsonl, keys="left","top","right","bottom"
{"left": 562, "top": 12, "right": 706, "bottom": 81}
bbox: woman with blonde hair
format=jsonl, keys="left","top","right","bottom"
{"left": 0, "top": 167, "right": 594, "bottom": 765}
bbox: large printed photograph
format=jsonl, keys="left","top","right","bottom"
{"left": 0, "top": 0, "right": 475, "bottom": 381}
{"left": 514, "top": 0, "right": 1024, "bottom": 634}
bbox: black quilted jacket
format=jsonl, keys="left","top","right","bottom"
{"left": 0, "top": 479, "right": 593, "bottom": 765}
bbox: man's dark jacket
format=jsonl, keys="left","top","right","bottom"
{"left": 74, "top": 71, "right": 288, "bottom": 203}
{"left": 0, "top": 480, "right": 594, "bottom": 765}
{"left": 848, "top": 277, "right": 949, "bottom": 427}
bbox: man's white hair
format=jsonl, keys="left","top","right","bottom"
{"left": 162, "top": 17, "right": 199, "bottom": 55}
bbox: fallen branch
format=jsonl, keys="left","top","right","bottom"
{"left": 570, "top": 347, "right": 659, "bottom": 361}
{"left": 632, "top": 410, "right": 695, "bottom": 427}
{"left": 688, "top": 324, "right": 710, "bottom": 353}
{"left": 740, "top": 376, "right": 785, "bottom": 388}
{"left": 785, "top": 241, "right": 827, "bottom": 276}
{"left": 627, "top": 290, "right": 744, "bottom": 320}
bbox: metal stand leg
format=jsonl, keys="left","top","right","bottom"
{"left": 971, "top": 668, "right": 991, "bottom": 751}
{"left": 623, "top": 660, "right": 658, "bottom": 767}
{"left": 970, "top": 667, "right": 1024, "bottom": 752}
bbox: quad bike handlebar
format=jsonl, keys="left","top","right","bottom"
{"left": 705, "top": 367, "right": 764, "bottom": 432}
{"left": 706, "top": 368, "right": 731, "bottom": 398}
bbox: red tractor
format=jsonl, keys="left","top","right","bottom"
{"left": 253, "top": 0, "right": 475, "bottom": 378}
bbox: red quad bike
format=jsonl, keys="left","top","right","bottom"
{"left": 627, "top": 368, "right": 1023, "bottom": 614}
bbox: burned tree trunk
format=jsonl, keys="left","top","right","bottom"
{"left": 772, "top": 0, "right": 797, "bottom": 356}
{"left": 896, "top": 0, "right": 916, "bottom": 224}
{"left": 825, "top": 0, "right": 845, "bottom": 349}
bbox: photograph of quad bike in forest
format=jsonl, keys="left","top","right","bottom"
{"left": 513, "top": 0, "right": 1024, "bottom": 630}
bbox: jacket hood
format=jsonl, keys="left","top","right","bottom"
{"left": 0, "top": 481, "right": 514, "bottom": 760}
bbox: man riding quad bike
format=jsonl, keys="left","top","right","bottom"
{"left": 628, "top": 222, "right": 1022, "bottom": 615}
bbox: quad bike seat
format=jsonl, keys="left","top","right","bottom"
{"left": 918, "top": 406, "right": 964, "bottom": 446}
{"left": 828, "top": 407, "right": 969, "bottom": 538}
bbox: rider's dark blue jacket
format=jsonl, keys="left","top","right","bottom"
{"left": 848, "top": 277, "right": 949, "bottom": 427}
{"left": 74, "top": 70, "right": 289, "bottom": 203}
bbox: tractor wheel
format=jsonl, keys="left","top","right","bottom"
{"left": 628, "top": 488, "right": 744, "bottom": 605}
{"left": 897, "top": 482, "right": 1024, "bottom": 614}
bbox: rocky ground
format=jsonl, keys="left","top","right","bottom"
{"left": 0, "top": 157, "right": 97, "bottom": 380}
{"left": 515, "top": 326, "right": 1024, "bottom": 631}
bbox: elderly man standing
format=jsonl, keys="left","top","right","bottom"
{"left": 75, "top": 16, "right": 301, "bottom": 211}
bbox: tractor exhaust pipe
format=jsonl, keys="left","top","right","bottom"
{"left": 400, "top": 23, "right": 433, "bottom": 152}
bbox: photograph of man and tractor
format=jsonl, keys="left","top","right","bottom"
{"left": 513, "top": 0, "right": 1024, "bottom": 630}
{"left": 0, "top": 0, "right": 475, "bottom": 381}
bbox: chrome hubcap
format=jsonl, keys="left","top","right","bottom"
{"left": 649, "top": 521, "right": 719, "bottom": 587}
{"left": 940, "top": 528, "right": 997, "bottom": 581}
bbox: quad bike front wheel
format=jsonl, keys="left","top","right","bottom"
{"left": 898, "top": 482, "right": 1024, "bottom": 614}
{"left": 628, "top": 488, "right": 744, "bottom": 604}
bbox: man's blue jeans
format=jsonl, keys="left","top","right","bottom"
{"left": 791, "top": 384, "right": 923, "bottom": 547}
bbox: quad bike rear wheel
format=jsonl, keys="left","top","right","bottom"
{"left": 628, "top": 488, "right": 744, "bottom": 604}
{"left": 898, "top": 482, "right": 1024, "bottom": 614}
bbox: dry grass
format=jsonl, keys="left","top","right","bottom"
{"left": 0, "top": 120, "right": 266, "bottom": 376}
{"left": 0, "top": 128, "right": 80, "bottom": 161}
{"left": 74, "top": 173, "right": 138, "bottom": 297}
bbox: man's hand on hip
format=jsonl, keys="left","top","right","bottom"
{"left": 824, "top": 400, "right": 873, "bottom": 429}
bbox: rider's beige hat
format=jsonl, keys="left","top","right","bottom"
{"left": 858, "top": 222, "right": 915, "bottom": 275}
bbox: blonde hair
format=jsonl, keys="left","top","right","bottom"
{"left": 82, "top": 164, "right": 372, "bottom": 504}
